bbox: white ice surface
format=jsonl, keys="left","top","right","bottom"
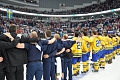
{"left": 22, "top": 55, "right": 120, "bottom": 80}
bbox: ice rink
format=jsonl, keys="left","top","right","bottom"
{"left": 74, "top": 55, "right": 120, "bottom": 80}
{"left": 22, "top": 55, "right": 120, "bottom": 80}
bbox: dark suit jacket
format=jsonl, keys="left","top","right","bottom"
{"left": 0, "top": 33, "right": 40, "bottom": 69}
{"left": 5, "top": 32, "right": 28, "bottom": 66}
{"left": 0, "top": 39, "right": 19, "bottom": 70}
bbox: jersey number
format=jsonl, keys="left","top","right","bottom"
{"left": 96, "top": 40, "right": 100, "bottom": 47}
{"left": 110, "top": 42, "right": 112, "bottom": 45}
{"left": 77, "top": 42, "right": 81, "bottom": 49}
{"left": 87, "top": 43, "right": 90, "bottom": 48}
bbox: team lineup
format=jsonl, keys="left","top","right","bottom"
{"left": 0, "top": 25, "right": 120, "bottom": 80}
{"left": 0, "top": 0, "right": 120, "bottom": 80}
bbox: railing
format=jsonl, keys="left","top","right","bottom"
{"left": 0, "top": 7, "right": 120, "bottom": 17}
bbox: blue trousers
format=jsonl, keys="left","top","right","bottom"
{"left": 26, "top": 62, "right": 43, "bottom": 80}
{"left": 64, "top": 58, "right": 72, "bottom": 80}
{"left": 43, "top": 62, "right": 56, "bottom": 80}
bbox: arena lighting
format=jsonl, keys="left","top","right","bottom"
{"left": 0, "top": 8, "right": 120, "bottom": 17}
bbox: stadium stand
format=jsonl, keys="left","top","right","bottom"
{"left": 0, "top": 15, "right": 120, "bottom": 38}
{"left": 0, "top": 0, "right": 120, "bottom": 14}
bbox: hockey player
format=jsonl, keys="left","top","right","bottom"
{"left": 114, "top": 34, "right": 118, "bottom": 58}
{"left": 107, "top": 34, "right": 113, "bottom": 64}
{"left": 71, "top": 32, "right": 82, "bottom": 76}
{"left": 118, "top": 34, "right": 120, "bottom": 54}
{"left": 104, "top": 33, "right": 109, "bottom": 63}
{"left": 89, "top": 30, "right": 101, "bottom": 72}
{"left": 112, "top": 34, "right": 117, "bottom": 59}
{"left": 97, "top": 32, "right": 106, "bottom": 69}
{"left": 116, "top": 33, "right": 120, "bottom": 55}
{"left": 81, "top": 31, "right": 92, "bottom": 73}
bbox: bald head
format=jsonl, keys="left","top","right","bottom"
{"left": 54, "top": 34, "right": 60, "bottom": 39}
{"left": 63, "top": 34, "right": 68, "bottom": 39}
{"left": 30, "top": 31, "right": 38, "bottom": 38}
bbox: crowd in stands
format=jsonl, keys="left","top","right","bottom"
{"left": 0, "top": 15, "right": 120, "bottom": 38}
{"left": 0, "top": 0, "right": 120, "bottom": 38}
{"left": 0, "top": 4, "right": 38, "bottom": 13}
{"left": 41, "top": 0, "right": 120, "bottom": 15}
{"left": 0, "top": 0, "right": 120, "bottom": 14}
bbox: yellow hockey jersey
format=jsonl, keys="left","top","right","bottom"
{"left": 116, "top": 36, "right": 120, "bottom": 45}
{"left": 112, "top": 37, "right": 116, "bottom": 46}
{"left": 98, "top": 35, "right": 105, "bottom": 46}
{"left": 89, "top": 36, "right": 101, "bottom": 51}
{"left": 71, "top": 37, "right": 82, "bottom": 57}
{"left": 82, "top": 36, "right": 91, "bottom": 53}
{"left": 108, "top": 37, "right": 113, "bottom": 49}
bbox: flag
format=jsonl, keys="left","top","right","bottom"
{"left": 7, "top": 9, "right": 13, "bottom": 19}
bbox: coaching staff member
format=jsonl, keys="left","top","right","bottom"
{"left": 43, "top": 30, "right": 58, "bottom": 80}
{"left": 0, "top": 34, "right": 19, "bottom": 80}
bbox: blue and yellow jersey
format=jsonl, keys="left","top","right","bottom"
{"left": 89, "top": 36, "right": 101, "bottom": 51}
{"left": 102, "top": 36, "right": 108, "bottom": 46}
{"left": 116, "top": 36, "right": 120, "bottom": 46}
{"left": 71, "top": 37, "right": 82, "bottom": 57}
{"left": 112, "top": 37, "right": 116, "bottom": 47}
{"left": 105, "top": 36, "right": 109, "bottom": 49}
{"left": 82, "top": 36, "right": 93, "bottom": 42}
{"left": 108, "top": 37, "right": 113, "bottom": 49}
{"left": 102, "top": 36, "right": 109, "bottom": 50}
{"left": 98, "top": 35, "right": 105, "bottom": 46}
{"left": 82, "top": 36, "right": 91, "bottom": 53}
{"left": 117, "top": 36, "right": 120, "bottom": 45}
{"left": 115, "top": 36, "right": 118, "bottom": 46}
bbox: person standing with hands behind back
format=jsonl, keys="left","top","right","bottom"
{"left": 42, "top": 30, "right": 59, "bottom": 80}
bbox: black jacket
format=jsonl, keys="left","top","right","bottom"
{"left": 5, "top": 32, "right": 28, "bottom": 66}
{"left": 0, "top": 38, "right": 19, "bottom": 70}
{"left": 0, "top": 33, "right": 40, "bottom": 67}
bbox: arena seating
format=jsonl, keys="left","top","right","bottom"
{"left": 0, "top": 15, "right": 120, "bottom": 38}
{"left": 0, "top": 0, "right": 120, "bottom": 14}
{"left": 0, "top": 0, "right": 120, "bottom": 38}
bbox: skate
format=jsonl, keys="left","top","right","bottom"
{"left": 81, "top": 71, "right": 87, "bottom": 74}
{"left": 72, "top": 73, "right": 78, "bottom": 76}
{"left": 100, "top": 66, "right": 105, "bottom": 69}
{"left": 92, "top": 70, "right": 99, "bottom": 72}
{"left": 113, "top": 57, "right": 115, "bottom": 59}
{"left": 108, "top": 59, "right": 112, "bottom": 64}
{"left": 76, "top": 71, "right": 80, "bottom": 75}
